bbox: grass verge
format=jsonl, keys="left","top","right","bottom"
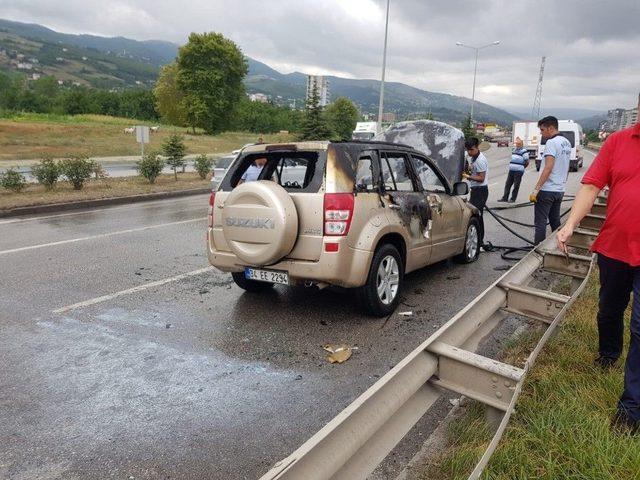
{"left": 0, "top": 113, "right": 294, "bottom": 161}
{"left": 0, "top": 172, "right": 210, "bottom": 210}
{"left": 422, "top": 272, "right": 639, "bottom": 480}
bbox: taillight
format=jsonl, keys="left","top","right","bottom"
{"left": 324, "top": 193, "right": 354, "bottom": 236}
{"left": 208, "top": 192, "right": 215, "bottom": 228}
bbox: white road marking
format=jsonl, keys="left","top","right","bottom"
{"left": 0, "top": 217, "right": 206, "bottom": 255}
{"left": 53, "top": 266, "right": 215, "bottom": 314}
{"left": 489, "top": 182, "right": 500, "bottom": 187}
{"left": 0, "top": 196, "right": 208, "bottom": 225}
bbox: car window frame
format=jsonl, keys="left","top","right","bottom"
{"left": 408, "top": 153, "right": 452, "bottom": 195}
{"left": 354, "top": 149, "right": 380, "bottom": 193}
{"left": 379, "top": 150, "right": 419, "bottom": 193}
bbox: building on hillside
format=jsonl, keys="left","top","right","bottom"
{"left": 249, "top": 93, "right": 269, "bottom": 103}
{"left": 605, "top": 94, "right": 640, "bottom": 131}
{"left": 16, "top": 62, "right": 33, "bottom": 70}
{"left": 381, "top": 112, "right": 396, "bottom": 123}
{"left": 306, "top": 75, "right": 330, "bottom": 107}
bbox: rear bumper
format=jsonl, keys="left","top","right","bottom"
{"left": 206, "top": 229, "right": 373, "bottom": 288}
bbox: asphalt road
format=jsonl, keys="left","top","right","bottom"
{"left": 0, "top": 147, "right": 596, "bottom": 480}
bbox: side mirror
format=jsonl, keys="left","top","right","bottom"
{"left": 453, "top": 181, "right": 469, "bottom": 196}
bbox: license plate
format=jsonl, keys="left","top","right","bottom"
{"left": 244, "top": 267, "right": 289, "bottom": 285}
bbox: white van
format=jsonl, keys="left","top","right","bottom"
{"left": 535, "top": 120, "right": 584, "bottom": 172}
{"left": 351, "top": 122, "right": 379, "bottom": 140}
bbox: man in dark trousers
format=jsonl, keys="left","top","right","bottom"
{"left": 557, "top": 120, "right": 640, "bottom": 433}
{"left": 499, "top": 136, "right": 529, "bottom": 202}
{"left": 530, "top": 116, "right": 572, "bottom": 244}
{"left": 462, "top": 137, "right": 489, "bottom": 246}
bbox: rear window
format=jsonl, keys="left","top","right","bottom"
{"left": 220, "top": 151, "right": 324, "bottom": 193}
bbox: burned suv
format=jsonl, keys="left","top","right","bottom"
{"left": 207, "top": 124, "right": 479, "bottom": 316}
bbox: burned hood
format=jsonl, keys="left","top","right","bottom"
{"left": 374, "top": 120, "right": 465, "bottom": 188}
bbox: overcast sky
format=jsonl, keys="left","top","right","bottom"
{"left": 2, "top": 0, "right": 638, "bottom": 112}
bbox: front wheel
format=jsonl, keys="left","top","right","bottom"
{"left": 454, "top": 218, "right": 480, "bottom": 264}
{"left": 231, "top": 271, "right": 274, "bottom": 292}
{"left": 358, "top": 244, "right": 404, "bottom": 317}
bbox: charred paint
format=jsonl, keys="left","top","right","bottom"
{"left": 375, "top": 120, "right": 466, "bottom": 188}
{"left": 325, "top": 144, "right": 357, "bottom": 193}
{"left": 387, "top": 192, "right": 432, "bottom": 239}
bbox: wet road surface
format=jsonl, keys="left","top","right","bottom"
{"left": 0, "top": 147, "right": 596, "bottom": 479}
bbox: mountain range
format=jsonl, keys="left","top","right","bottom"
{"left": 0, "top": 18, "right": 517, "bottom": 125}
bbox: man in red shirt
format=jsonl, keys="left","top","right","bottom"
{"left": 557, "top": 122, "right": 640, "bottom": 433}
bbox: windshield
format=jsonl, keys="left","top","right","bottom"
{"left": 216, "top": 156, "right": 235, "bottom": 169}
{"left": 352, "top": 132, "right": 375, "bottom": 140}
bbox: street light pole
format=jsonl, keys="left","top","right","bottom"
{"left": 377, "top": 0, "right": 390, "bottom": 134}
{"left": 456, "top": 40, "right": 500, "bottom": 122}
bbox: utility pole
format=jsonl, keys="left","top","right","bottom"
{"left": 377, "top": 0, "right": 390, "bottom": 134}
{"left": 531, "top": 56, "right": 546, "bottom": 119}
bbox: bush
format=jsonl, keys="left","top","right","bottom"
{"left": 137, "top": 152, "right": 164, "bottom": 184}
{"left": 0, "top": 167, "right": 27, "bottom": 192}
{"left": 31, "top": 158, "right": 60, "bottom": 189}
{"left": 60, "top": 156, "right": 94, "bottom": 190}
{"left": 194, "top": 154, "right": 213, "bottom": 180}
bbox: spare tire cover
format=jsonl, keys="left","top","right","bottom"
{"left": 222, "top": 180, "right": 299, "bottom": 266}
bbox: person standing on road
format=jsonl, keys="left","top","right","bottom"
{"left": 463, "top": 137, "right": 489, "bottom": 246}
{"left": 530, "top": 116, "right": 571, "bottom": 244}
{"left": 557, "top": 121, "right": 640, "bottom": 433}
{"left": 238, "top": 157, "right": 267, "bottom": 185}
{"left": 499, "top": 137, "right": 529, "bottom": 203}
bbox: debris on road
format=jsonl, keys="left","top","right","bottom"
{"left": 323, "top": 344, "right": 355, "bottom": 364}
{"left": 398, "top": 311, "right": 413, "bottom": 317}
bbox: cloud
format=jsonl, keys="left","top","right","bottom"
{"left": 1, "top": 0, "right": 638, "bottom": 111}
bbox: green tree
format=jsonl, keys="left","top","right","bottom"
{"left": 162, "top": 134, "right": 186, "bottom": 180}
{"left": 298, "top": 85, "right": 333, "bottom": 141}
{"left": 325, "top": 97, "right": 359, "bottom": 140}
{"left": 425, "top": 110, "right": 435, "bottom": 121}
{"left": 176, "top": 32, "right": 248, "bottom": 134}
{"left": 460, "top": 114, "right": 475, "bottom": 139}
{"left": 154, "top": 63, "right": 187, "bottom": 127}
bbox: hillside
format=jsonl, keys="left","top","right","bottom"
{"left": 0, "top": 18, "right": 516, "bottom": 125}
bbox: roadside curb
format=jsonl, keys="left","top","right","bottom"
{"left": 0, "top": 187, "right": 211, "bottom": 218}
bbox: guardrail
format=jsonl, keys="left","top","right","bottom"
{"left": 260, "top": 194, "right": 606, "bottom": 480}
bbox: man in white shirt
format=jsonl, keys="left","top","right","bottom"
{"left": 530, "top": 116, "right": 572, "bottom": 244}
{"left": 238, "top": 157, "right": 267, "bottom": 184}
{"left": 463, "top": 137, "right": 489, "bottom": 246}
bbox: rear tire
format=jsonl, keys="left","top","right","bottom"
{"left": 454, "top": 217, "right": 480, "bottom": 264}
{"left": 231, "top": 271, "right": 274, "bottom": 292}
{"left": 358, "top": 244, "right": 404, "bottom": 317}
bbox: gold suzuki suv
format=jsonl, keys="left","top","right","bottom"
{"left": 207, "top": 122, "right": 480, "bottom": 316}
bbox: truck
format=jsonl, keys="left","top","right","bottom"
{"left": 351, "top": 122, "right": 379, "bottom": 140}
{"left": 512, "top": 121, "right": 542, "bottom": 158}
{"left": 535, "top": 119, "right": 584, "bottom": 172}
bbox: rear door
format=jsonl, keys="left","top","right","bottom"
{"left": 379, "top": 150, "right": 432, "bottom": 269}
{"left": 409, "top": 154, "right": 465, "bottom": 261}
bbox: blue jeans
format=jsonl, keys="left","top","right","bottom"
{"left": 597, "top": 254, "right": 640, "bottom": 421}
